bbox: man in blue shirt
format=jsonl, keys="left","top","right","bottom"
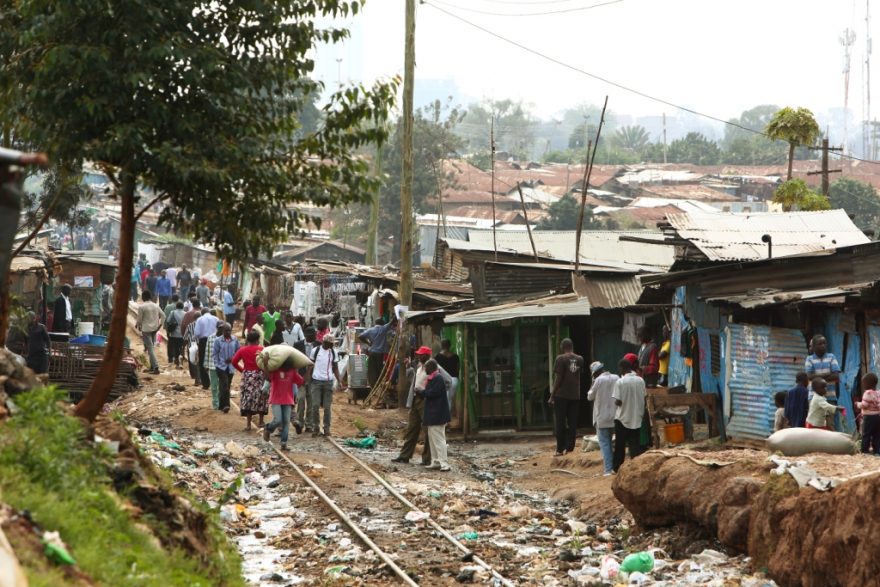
{"left": 805, "top": 334, "right": 841, "bottom": 430}
{"left": 223, "top": 285, "right": 237, "bottom": 327}
{"left": 784, "top": 371, "right": 810, "bottom": 428}
{"left": 212, "top": 323, "right": 240, "bottom": 413}
{"left": 156, "top": 270, "right": 172, "bottom": 308}
{"left": 359, "top": 317, "right": 397, "bottom": 389}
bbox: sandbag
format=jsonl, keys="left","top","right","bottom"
{"left": 257, "top": 345, "right": 312, "bottom": 372}
{"left": 766, "top": 427, "right": 858, "bottom": 457}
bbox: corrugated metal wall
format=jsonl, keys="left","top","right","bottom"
{"left": 726, "top": 323, "right": 807, "bottom": 439}
{"left": 697, "top": 327, "right": 723, "bottom": 395}
{"left": 668, "top": 287, "right": 689, "bottom": 388}
{"left": 869, "top": 325, "right": 880, "bottom": 373}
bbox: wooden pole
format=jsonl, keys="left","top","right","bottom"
{"left": 490, "top": 116, "right": 497, "bottom": 261}
{"left": 515, "top": 183, "right": 540, "bottom": 262}
{"left": 574, "top": 96, "right": 609, "bottom": 273}
{"left": 397, "top": 0, "right": 416, "bottom": 407}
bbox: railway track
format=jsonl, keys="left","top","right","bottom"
{"left": 229, "top": 399, "right": 516, "bottom": 585}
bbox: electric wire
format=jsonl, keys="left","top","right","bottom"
{"left": 430, "top": 0, "right": 623, "bottom": 17}
{"left": 424, "top": 0, "right": 880, "bottom": 166}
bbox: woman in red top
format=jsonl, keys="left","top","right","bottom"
{"left": 244, "top": 296, "right": 266, "bottom": 334}
{"left": 262, "top": 357, "right": 304, "bottom": 450}
{"left": 231, "top": 330, "right": 266, "bottom": 431}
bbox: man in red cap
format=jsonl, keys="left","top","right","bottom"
{"left": 392, "top": 345, "right": 452, "bottom": 465}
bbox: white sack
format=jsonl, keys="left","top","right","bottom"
{"left": 766, "top": 427, "right": 858, "bottom": 457}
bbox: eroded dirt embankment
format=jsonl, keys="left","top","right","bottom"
{"left": 613, "top": 448, "right": 880, "bottom": 587}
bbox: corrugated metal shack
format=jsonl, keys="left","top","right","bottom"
{"left": 641, "top": 238, "right": 880, "bottom": 440}
{"left": 438, "top": 231, "right": 675, "bottom": 436}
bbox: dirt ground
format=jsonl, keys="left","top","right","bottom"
{"left": 116, "top": 327, "right": 776, "bottom": 586}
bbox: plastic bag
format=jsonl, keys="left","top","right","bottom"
{"left": 600, "top": 555, "right": 620, "bottom": 580}
{"left": 344, "top": 436, "right": 377, "bottom": 449}
{"left": 188, "top": 342, "right": 198, "bottom": 363}
{"left": 620, "top": 551, "right": 655, "bottom": 573}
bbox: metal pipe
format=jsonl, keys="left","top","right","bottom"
{"left": 761, "top": 234, "right": 772, "bottom": 259}
{"left": 326, "top": 437, "right": 515, "bottom": 587}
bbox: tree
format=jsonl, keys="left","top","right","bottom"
{"left": 721, "top": 105, "right": 787, "bottom": 165}
{"left": 765, "top": 107, "right": 821, "bottom": 180}
{"left": 666, "top": 132, "right": 722, "bottom": 165}
{"left": 610, "top": 125, "right": 651, "bottom": 155}
{"left": 379, "top": 101, "right": 464, "bottom": 258}
{"left": 773, "top": 179, "right": 830, "bottom": 212}
{"left": 829, "top": 178, "right": 880, "bottom": 231}
{"left": 2, "top": 1, "right": 396, "bottom": 420}
{"left": 537, "top": 194, "right": 606, "bottom": 230}
{"left": 460, "top": 99, "right": 535, "bottom": 160}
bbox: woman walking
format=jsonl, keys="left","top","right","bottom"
{"left": 231, "top": 330, "right": 267, "bottom": 431}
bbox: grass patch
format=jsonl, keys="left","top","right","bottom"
{"left": 0, "top": 387, "right": 244, "bottom": 586}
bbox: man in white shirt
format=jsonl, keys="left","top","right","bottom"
{"left": 165, "top": 266, "right": 177, "bottom": 293}
{"left": 280, "top": 312, "right": 305, "bottom": 348}
{"left": 612, "top": 359, "right": 646, "bottom": 472}
{"left": 306, "top": 335, "right": 341, "bottom": 437}
{"left": 136, "top": 291, "right": 163, "bottom": 374}
{"left": 587, "top": 361, "right": 619, "bottom": 476}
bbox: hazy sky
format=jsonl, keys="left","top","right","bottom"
{"left": 315, "top": 0, "right": 879, "bottom": 134}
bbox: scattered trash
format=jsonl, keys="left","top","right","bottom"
{"left": 457, "top": 531, "right": 479, "bottom": 541}
{"left": 599, "top": 554, "right": 620, "bottom": 580}
{"left": 344, "top": 435, "right": 377, "bottom": 449}
{"left": 566, "top": 519, "right": 588, "bottom": 534}
{"left": 620, "top": 551, "right": 655, "bottom": 573}
{"left": 42, "top": 531, "right": 76, "bottom": 566}
{"left": 404, "top": 510, "right": 430, "bottom": 522}
{"left": 769, "top": 455, "right": 839, "bottom": 491}
{"left": 581, "top": 435, "right": 599, "bottom": 452}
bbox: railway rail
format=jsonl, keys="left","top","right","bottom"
{"left": 230, "top": 399, "right": 515, "bottom": 585}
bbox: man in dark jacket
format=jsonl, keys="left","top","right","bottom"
{"left": 52, "top": 284, "right": 73, "bottom": 333}
{"left": 419, "top": 359, "right": 451, "bottom": 471}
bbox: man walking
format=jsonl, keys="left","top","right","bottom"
{"left": 306, "top": 334, "right": 341, "bottom": 437}
{"left": 435, "top": 339, "right": 460, "bottom": 414}
{"left": 203, "top": 320, "right": 223, "bottom": 409}
{"left": 165, "top": 265, "right": 177, "bottom": 295}
{"left": 613, "top": 359, "right": 646, "bottom": 472}
{"left": 137, "top": 291, "right": 163, "bottom": 374}
{"left": 587, "top": 361, "right": 618, "bottom": 475}
{"left": 212, "top": 322, "right": 240, "bottom": 413}
{"left": 392, "top": 346, "right": 453, "bottom": 465}
{"left": 195, "top": 279, "right": 210, "bottom": 308}
{"left": 296, "top": 326, "right": 318, "bottom": 431}
{"left": 177, "top": 265, "right": 193, "bottom": 298}
{"left": 549, "top": 338, "right": 584, "bottom": 456}
{"left": 358, "top": 317, "right": 396, "bottom": 389}
{"left": 194, "top": 307, "right": 220, "bottom": 389}
{"left": 180, "top": 299, "right": 202, "bottom": 384}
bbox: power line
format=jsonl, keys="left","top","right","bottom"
{"left": 430, "top": 0, "right": 623, "bottom": 17}
{"left": 425, "top": 1, "right": 880, "bottom": 166}
{"left": 475, "top": 0, "right": 608, "bottom": 5}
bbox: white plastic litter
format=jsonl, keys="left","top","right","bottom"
{"left": 404, "top": 510, "right": 430, "bottom": 522}
{"left": 600, "top": 555, "right": 620, "bottom": 580}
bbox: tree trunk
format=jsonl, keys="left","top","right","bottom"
{"left": 0, "top": 170, "right": 24, "bottom": 347}
{"left": 74, "top": 172, "right": 135, "bottom": 421}
{"left": 787, "top": 143, "right": 794, "bottom": 181}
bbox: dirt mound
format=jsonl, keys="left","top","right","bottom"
{"left": 91, "top": 417, "right": 213, "bottom": 560}
{"left": 613, "top": 447, "right": 880, "bottom": 587}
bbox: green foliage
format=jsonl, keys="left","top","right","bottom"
{"left": 0, "top": 387, "right": 243, "bottom": 586}
{"left": 667, "top": 132, "right": 722, "bottom": 165}
{"left": 610, "top": 125, "right": 652, "bottom": 155}
{"left": 21, "top": 162, "right": 93, "bottom": 233}
{"left": 466, "top": 152, "right": 492, "bottom": 171}
{"left": 773, "top": 179, "right": 830, "bottom": 212}
{"left": 722, "top": 105, "right": 787, "bottom": 165}
{"left": 538, "top": 194, "right": 608, "bottom": 230}
{"left": 2, "top": 0, "right": 396, "bottom": 261}
{"left": 765, "top": 107, "right": 821, "bottom": 149}
{"left": 829, "top": 178, "right": 880, "bottom": 231}
{"left": 460, "top": 99, "right": 535, "bottom": 159}
{"left": 379, "top": 101, "right": 465, "bottom": 255}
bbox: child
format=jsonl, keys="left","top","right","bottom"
{"left": 773, "top": 391, "right": 787, "bottom": 432}
{"left": 806, "top": 377, "right": 843, "bottom": 430}
{"left": 262, "top": 357, "right": 304, "bottom": 450}
{"left": 419, "top": 359, "right": 451, "bottom": 472}
{"left": 857, "top": 373, "right": 880, "bottom": 454}
{"left": 784, "top": 371, "right": 810, "bottom": 428}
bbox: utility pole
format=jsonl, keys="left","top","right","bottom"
{"left": 865, "top": 0, "right": 872, "bottom": 158}
{"left": 367, "top": 135, "right": 382, "bottom": 265}
{"left": 807, "top": 138, "right": 842, "bottom": 195}
{"left": 490, "top": 116, "right": 497, "bottom": 261}
{"left": 841, "top": 28, "right": 856, "bottom": 155}
{"left": 662, "top": 112, "right": 668, "bottom": 164}
{"left": 397, "top": 0, "right": 415, "bottom": 407}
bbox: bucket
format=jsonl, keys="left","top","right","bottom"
{"left": 665, "top": 421, "right": 685, "bottom": 444}
{"left": 87, "top": 335, "right": 107, "bottom": 346}
{"left": 77, "top": 322, "right": 94, "bottom": 336}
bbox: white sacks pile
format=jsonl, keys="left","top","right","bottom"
{"left": 256, "top": 345, "right": 312, "bottom": 372}
{"left": 766, "top": 427, "right": 858, "bottom": 457}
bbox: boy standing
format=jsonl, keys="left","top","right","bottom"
{"left": 806, "top": 377, "right": 844, "bottom": 430}
{"left": 773, "top": 391, "right": 787, "bottom": 432}
{"left": 263, "top": 357, "right": 304, "bottom": 451}
{"left": 784, "top": 372, "right": 810, "bottom": 428}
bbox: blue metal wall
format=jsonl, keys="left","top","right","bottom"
{"left": 841, "top": 333, "right": 861, "bottom": 432}
{"left": 726, "top": 323, "right": 807, "bottom": 439}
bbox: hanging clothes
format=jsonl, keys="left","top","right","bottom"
{"left": 622, "top": 312, "right": 647, "bottom": 345}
